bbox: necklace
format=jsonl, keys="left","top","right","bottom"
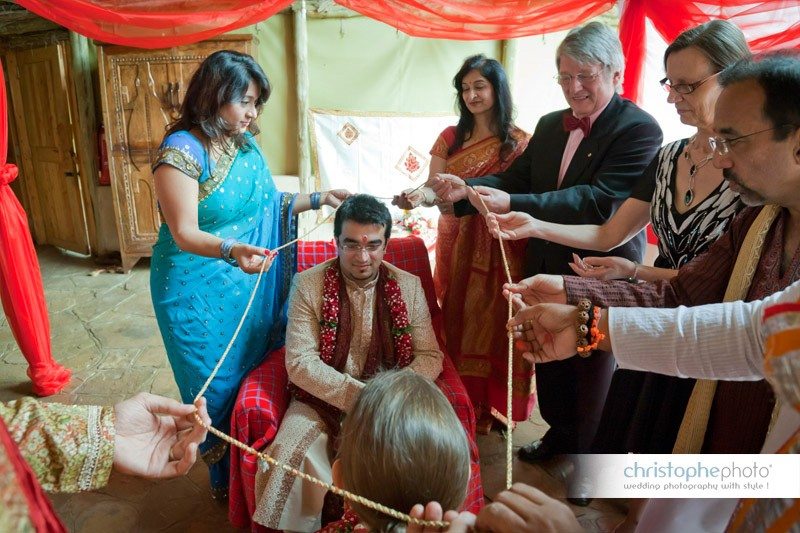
{"left": 682, "top": 136, "right": 714, "bottom": 206}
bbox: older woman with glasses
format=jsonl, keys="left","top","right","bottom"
{"left": 487, "top": 20, "right": 751, "bottom": 455}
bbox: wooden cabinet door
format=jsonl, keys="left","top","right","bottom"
{"left": 98, "top": 36, "right": 251, "bottom": 271}
{"left": 100, "top": 53, "right": 170, "bottom": 266}
{"left": 7, "top": 43, "right": 91, "bottom": 254}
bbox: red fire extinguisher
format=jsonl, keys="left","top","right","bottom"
{"left": 97, "top": 123, "right": 111, "bottom": 186}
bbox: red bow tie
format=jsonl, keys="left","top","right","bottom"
{"left": 563, "top": 113, "right": 591, "bottom": 137}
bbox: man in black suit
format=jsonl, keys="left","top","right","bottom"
{"left": 433, "top": 22, "right": 663, "bottom": 461}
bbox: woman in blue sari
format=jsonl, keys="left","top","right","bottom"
{"left": 150, "top": 50, "right": 348, "bottom": 499}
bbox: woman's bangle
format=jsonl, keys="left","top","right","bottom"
{"left": 310, "top": 191, "right": 322, "bottom": 210}
{"left": 220, "top": 237, "right": 238, "bottom": 265}
{"left": 627, "top": 262, "right": 640, "bottom": 283}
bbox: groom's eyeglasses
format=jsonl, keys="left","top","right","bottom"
{"left": 340, "top": 242, "right": 384, "bottom": 254}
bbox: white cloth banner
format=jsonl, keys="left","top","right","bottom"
{"left": 309, "top": 109, "right": 456, "bottom": 219}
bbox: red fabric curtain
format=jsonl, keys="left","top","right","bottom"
{"left": 16, "top": 0, "right": 616, "bottom": 46}
{"left": 15, "top": 1, "right": 799, "bottom": 97}
{"left": 620, "top": 0, "right": 800, "bottom": 102}
{"left": 336, "top": 0, "right": 616, "bottom": 40}
{"left": 16, "top": 0, "right": 294, "bottom": 48}
{"left": 0, "top": 59, "right": 71, "bottom": 396}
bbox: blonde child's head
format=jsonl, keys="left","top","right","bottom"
{"left": 334, "top": 369, "right": 470, "bottom": 532}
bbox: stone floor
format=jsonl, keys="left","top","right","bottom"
{"left": 0, "top": 245, "right": 625, "bottom": 532}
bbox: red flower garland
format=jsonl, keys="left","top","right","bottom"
{"left": 319, "top": 263, "right": 413, "bottom": 367}
{"left": 319, "top": 265, "right": 341, "bottom": 364}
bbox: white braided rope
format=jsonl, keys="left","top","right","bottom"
{"left": 191, "top": 208, "right": 447, "bottom": 527}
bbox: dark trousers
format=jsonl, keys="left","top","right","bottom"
{"left": 535, "top": 349, "right": 616, "bottom": 453}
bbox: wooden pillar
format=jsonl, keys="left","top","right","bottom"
{"left": 501, "top": 39, "right": 518, "bottom": 88}
{"left": 293, "top": 0, "right": 311, "bottom": 197}
{"left": 67, "top": 32, "right": 100, "bottom": 254}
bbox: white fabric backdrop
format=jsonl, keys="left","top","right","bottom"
{"left": 309, "top": 109, "right": 456, "bottom": 221}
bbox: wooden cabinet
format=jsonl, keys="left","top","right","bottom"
{"left": 97, "top": 35, "right": 252, "bottom": 271}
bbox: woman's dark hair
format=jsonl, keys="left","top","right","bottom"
{"left": 664, "top": 20, "right": 751, "bottom": 73}
{"left": 165, "top": 50, "right": 271, "bottom": 150}
{"left": 334, "top": 194, "right": 393, "bottom": 243}
{"left": 452, "top": 54, "right": 517, "bottom": 160}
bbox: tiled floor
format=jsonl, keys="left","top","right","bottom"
{"left": 0, "top": 246, "right": 625, "bottom": 532}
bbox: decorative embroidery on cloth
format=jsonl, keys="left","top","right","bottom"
{"left": 198, "top": 147, "right": 238, "bottom": 202}
{"left": 154, "top": 146, "right": 203, "bottom": 180}
{"left": 78, "top": 406, "right": 103, "bottom": 491}
{"left": 0, "top": 398, "right": 114, "bottom": 493}
{"left": 318, "top": 261, "right": 413, "bottom": 368}
{"left": 291, "top": 260, "right": 415, "bottom": 439}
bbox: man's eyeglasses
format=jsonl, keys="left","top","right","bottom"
{"left": 340, "top": 242, "right": 384, "bottom": 254}
{"left": 659, "top": 72, "right": 719, "bottom": 95}
{"left": 554, "top": 71, "right": 602, "bottom": 87}
{"left": 708, "top": 124, "right": 797, "bottom": 156}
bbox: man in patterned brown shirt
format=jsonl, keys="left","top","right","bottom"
{"left": 506, "top": 50, "right": 800, "bottom": 455}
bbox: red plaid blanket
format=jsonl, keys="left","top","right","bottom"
{"left": 229, "top": 237, "right": 483, "bottom": 530}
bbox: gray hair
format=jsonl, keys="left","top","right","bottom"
{"left": 664, "top": 20, "right": 751, "bottom": 72}
{"left": 556, "top": 21, "right": 625, "bottom": 92}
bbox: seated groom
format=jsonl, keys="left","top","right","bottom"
{"left": 252, "top": 194, "right": 445, "bottom": 531}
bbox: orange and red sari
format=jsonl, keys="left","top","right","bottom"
{"left": 430, "top": 125, "right": 535, "bottom": 424}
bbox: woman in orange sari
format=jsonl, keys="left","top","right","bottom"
{"left": 396, "top": 54, "right": 532, "bottom": 432}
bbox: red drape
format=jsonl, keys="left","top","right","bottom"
{"left": 620, "top": 0, "right": 800, "bottom": 101}
{"left": 15, "top": 0, "right": 294, "bottom": 49}
{"left": 336, "top": 0, "right": 616, "bottom": 40}
{"left": 0, "top": 59, "right": 71, "bottom": 396}
{"left": 14, "top": 1, "right": 800, "bottom": 100}
{"left": 15, "top": 0, "right": 615, "bottom": 46}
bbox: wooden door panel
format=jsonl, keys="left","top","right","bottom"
{"left": 106, "top": 58, "right": 170, "bottom": 251}
{"left": 9, "top": 44, "right": 90, "bottom": 254}
{"left": 98, "top": 35, "right": 252, "bottom": 270}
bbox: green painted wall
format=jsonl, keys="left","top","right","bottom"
{"left": 238, "top": 14, "right": 500, "bottom": 175}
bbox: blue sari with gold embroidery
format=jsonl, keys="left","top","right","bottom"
{"left": 150, "top": 130, "right": 296, "bottom": 495}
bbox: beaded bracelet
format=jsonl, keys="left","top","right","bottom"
{"left": 310, "top": 191, "right": 322, "bottom": 210}
{"left": 575, "top": 299, "right": 591, "bottom": 355}
{"left": 576, "top": 303, "right": 606, "bottom": 357}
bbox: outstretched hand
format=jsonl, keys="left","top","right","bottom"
{"left": 112, "top": 393, "right": 210, "bottom": 479}
{"left": 323, "top": 189, "right": 352, "bottom": 208}
{"left": 233, "top": 243, "right": 275, "bottom": 274}
{"left": 393, "top": 188, "right": 425, "bottom": 210}
{"left": 568, "top": 253, "right": 635, "bottom": 281}
{"left": 508, "top": 303, "right": 580, "bottom": 364}
{"left": 407, "top": 483, "right": 581, "bottom": 532}
{"left": 467, "top": 185, "right": 510, "bottom": 214}
{"left": 503, "top": 274, "right": 567, "bottom": 307}
{"left": 430, "top": 174, "right": 467, "bottom": 203}
{"left": 407, "top": 502, "right": 475, "bottom": 533}
{"left": 486, "top": 211, "right": 539, "bottom": 240}
{"left": 475, "top": 483, "right": 582, "bottom": 533}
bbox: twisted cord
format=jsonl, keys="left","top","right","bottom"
{"left": 192, "top": 182, "right": 517, "bottom": 522}
{"left": 191, "top": 207, "right": 447, "bottom": 527}
{"left": 466, "top": 184, "right": 515, "bottom": 490}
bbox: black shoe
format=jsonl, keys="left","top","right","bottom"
{"left": 517, "top": 439, "right": 558, "bottom": 462}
